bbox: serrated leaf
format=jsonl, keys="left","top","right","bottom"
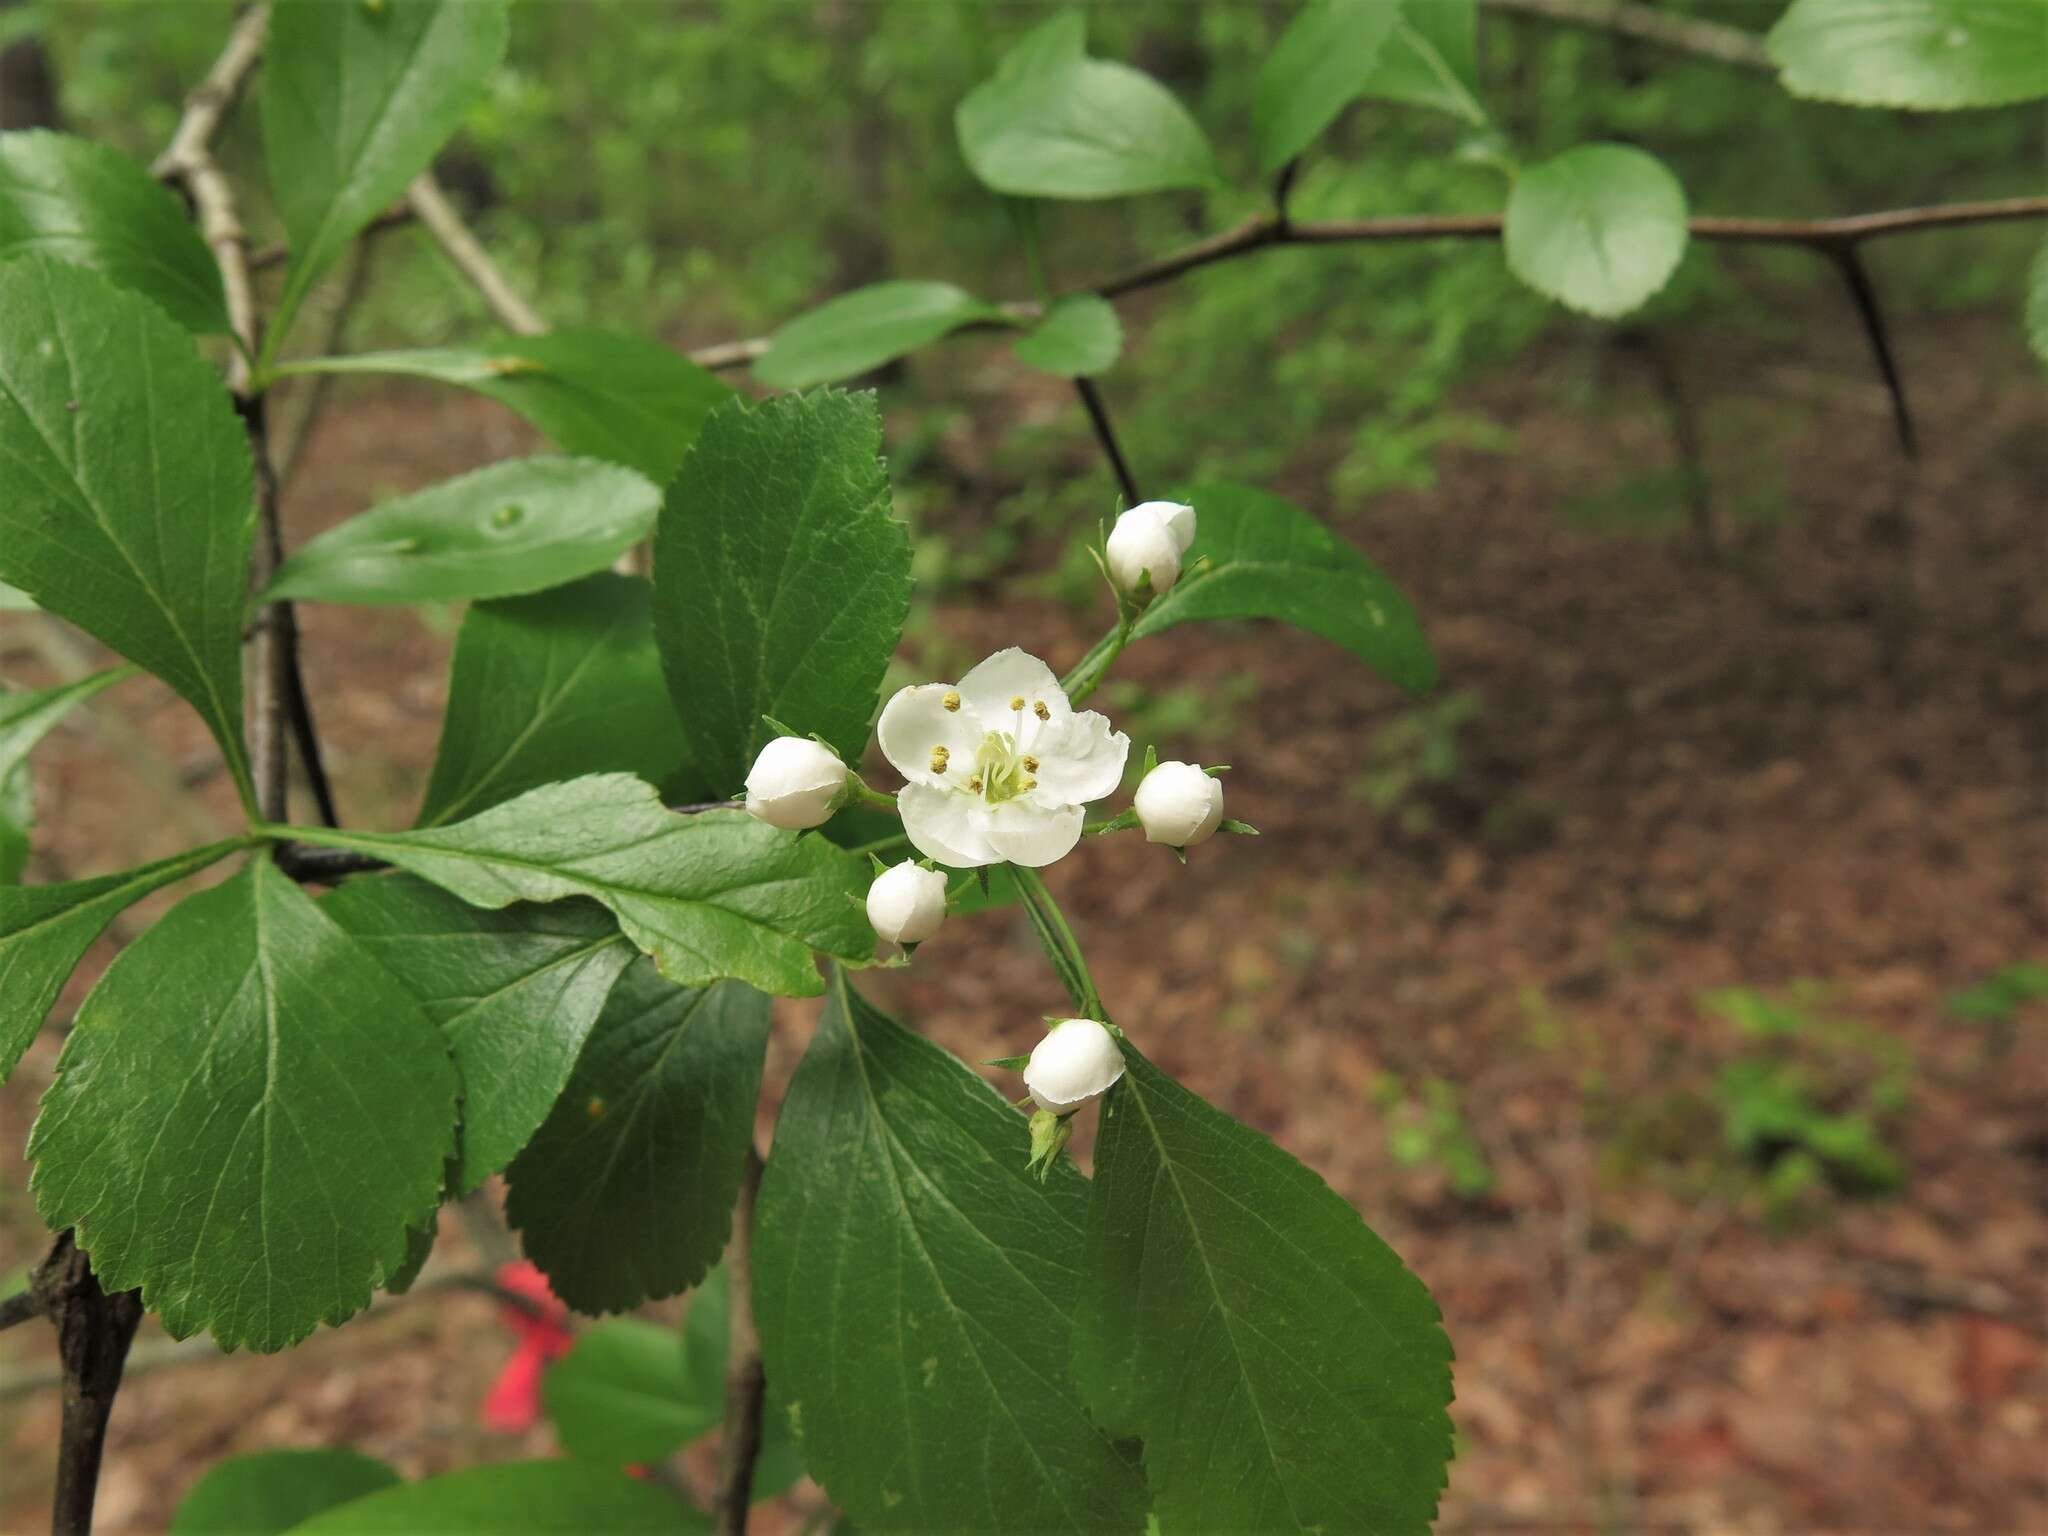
{"left": 29, "top": 859, "right": 458, "bottom": 1351}
{"left": 0, "top": 258, "right": 255, "bottom": 804}
{"left": 277, "top": 333, "right": 732, "bottom": 484}
{"left": 755, "top": 281, "right": 1007, "bottom": 390}
{"left": 0, "top": 667, "right": 128, "bottom": 884}
{"left": 1012, "top": 293, "right": 1123, "bottom": 377}
{"left": 278, "top": 774, "right": 872, "bottom": 997}
{"left": 262, "top": 457, "right": 659, "bottom": 606}
{"left": 1768, "top": 0, "right": 2047, "bottom": 109}
{"left": 1076, "top": 480, "right": 1434, "bottom": 694}
{"left": 753, "top": 972, "right": 1150, "bottom": 1534}
{"left": 957, "top": 9, "right": 1219, "bottom": 199}
{"left": 262, "top": 0, "right": 510, "bottom": 352}
{"left": 0, "top": 130, "right": 229, "bottom": 333}
{"left": 652, "top": 389, "right": 909, "bottom": 797}
{"left": 321, "top": 875, "right": 633, "bottom": 1191}
{"left": 505, "top": 961, "right": 768, "bottom": 1313}
{"left": 1253, "top": 0, "right": 1403, "bottom": 174}
{"left": 1075, "top": 1044, "right": 1455, "bottom": 1533}
{"left": 1360, "top": 0, "right": 1487, "bottom": 124}
{"left": 2027, "top": 239, "right": 2048, "bottom": 363}
{"left": 545, "top": 1317, "right": 714, "bottom": 1463}
{"left": 170, "top": 1449, "right": 400, "bottom": 1536}
{"left": 1503, "top": 143, "right": 1689, "bottom": 319}
{"left": 287, "top": 1461, "right": 696, "bottom": 1535}
{"left": 418, "top": 572, "right": 685, "bottom": 827}
{"left": 0, "top": 840, "right": 243, "bottom": 1080}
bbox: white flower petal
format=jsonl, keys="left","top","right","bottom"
{"left": 898, "top": 782, "right": 1000, "bottom": 868}
{"left": 984, "top": 801, "right": 1084, "bottom": 867}
{"left": 877, "top": 683, "right": 984, "bottom": 788}
{"left": 957, "top": 647, "right": 1069, "bottom": 726}
{"left": 1027, "top": 710, "right": 1129, "bottom": 806}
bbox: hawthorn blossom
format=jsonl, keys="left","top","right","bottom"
{"left": 743, "top": 736, "right": 846, "bottom": 830}
{"left": 866, "top": 859, "right": 949, "bottom": 947}
{"left": 878, "top": 648, "right": 1128, "bottom": 868}
{"left": 1134, "top": 759, "right": 1225, "bottom": 848}
{"left": 1105, "top": 500, "right": 1196, "bottom": 598}
{"left": 1024, "top": 1018, "right": 1126, "bottom": 1113}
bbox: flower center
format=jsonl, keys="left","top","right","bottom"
{"left": 973, "top": 730, "right": 1036, "bottom": 805}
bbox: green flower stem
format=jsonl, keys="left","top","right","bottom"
{"left": 1061, "top": 614, "right": 1133, "bottom": 707}
{"left": 851, "top": 781, "right": 899, "bottom": 813}
{"left": 1009, "top": 864, "right": 1101, "bottom": 1019}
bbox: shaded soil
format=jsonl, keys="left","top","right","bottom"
{"left": 3, "top": 311, "right": 2043, "bottom": 1534}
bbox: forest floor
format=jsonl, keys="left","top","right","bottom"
{"left": 2, "top": 310, "right": 2043, "bottom": 1534}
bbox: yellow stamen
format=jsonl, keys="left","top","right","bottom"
{"left": 967, "top": 775, "right": 983, "bottom": 793}
{"left": 1022, "top": 756, "right": 1039, "bottom": 772}
{"left": 1033, "top": 700, "right": 1050, "bottom": 721}
{"left": 930, "top": 749, "right": 948, "bottom": 774}
{"left": 1021, "top": 777, "right": 1037, "bottom": 792}
{"left": 942, "top": 690, "right": 961, "bottom": 712}
{"left": 1010, "top": 695, "right": 1025, "bottom": 711}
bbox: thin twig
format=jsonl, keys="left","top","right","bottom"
{"left": 1826, "top": 246, "right": 1916, "bottom": 458}
{"left": 31, "top": 1233, "right": 143, "bottom": 1536}
{"left": 712, "top": 1146, "right": 767, "bottom": 1536}
{"left": 1480, "top": 0, "right": 1773, "bottom": 73}
{"left": 408, "top": 171, "right": 545, "bottom": 337}
{"left": 1072, "top": 377, "right": 1140, "bottom": 505}
{"left": 0, "top": 1289, "right": 43, "bottom": 1331}
{"left": 150, "top": 3, "right": 268, "bottom": 184}
{"left": 270, "top": 842, "right": 385, "bottom": 882}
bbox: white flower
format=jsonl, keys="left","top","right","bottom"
{"left": 1105, "top": 500, "right": 1196, "bottom": 599}
{"left": 866, "top": 860, "right": 949, "bottom": 946}
{"left": 878, "top": 648, "right": 1128, "bottom": 868}
{"left": 743, "top": 736, "right": 846, "bottom": 830}
{"left": 1134, "top": 760, "right": 1224, "bottom": 848}
{"left": 1024, "top": 1018, "right": 1125, "bottom": 1113}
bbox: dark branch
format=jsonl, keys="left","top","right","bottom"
{"left": 1826, "top": 246, "right": 1917, "bottom": 458}
{"left": 271, "top": 842, "right": 386, "bottom": 882}
{"left": 283, "top": 643, "right": 340, "bottom": 827}
{"left": 712, "top": 1146, "right": 767, "bottom": 1536}
{"left": 1480, "top": 0, "right": 1773, "bottom": 73}
{"left": 33, "top": 1233, "right": 143, "bottom": 1536}
{"left": 1073, "top": 377, "right": 1141, "bottom": 505}
{"left": 0, "top": 1288, "right": 43, "bottom": 1331}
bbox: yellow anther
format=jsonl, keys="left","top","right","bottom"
{"left": 1033, "top": 700, "right": 1050, "bottom": 721}
{"left": 1021, "top": 777, "right": 1037, "bottom": 792}
{"left": 942, "top": 690, "right": 961, "bottom": 712}
{"left": 930, "top": 749, "right": 948, "bottom": 774}
{"left": 1022, "top": 756, "right": 1039, "bottom": 772}
{"left": 932, "top": 744, "right": 950, "bottom": 760}
{"left": 1010, "top": 695, "right": 1025, "bottom": 711}
{"left": 967, "top": 775, "right": 983, "bottom": 793}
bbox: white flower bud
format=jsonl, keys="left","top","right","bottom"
{"left": 865, "top": 860, "right": 949, "bottom": 945}
{"left": 743, "top": 736, "right": 846, "bottom": 830}
{"left": 1024, "top": 1018, "right": 1125, "bottom": 1114}
{"left": 1105, "top": 500, "right": 1196, "bottom": 599}
{"left": 1133, "top": 760, "right": 1224, "bottom": 848}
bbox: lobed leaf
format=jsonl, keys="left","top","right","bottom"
{"left": 1503, "top": 143, "right": 1690, "bottom": 319}
{"left": 29, "top": 859, "right": 458, "bottom": 1351}
{"left": 1075, "top": 1044, "right": 1456, "bottom": 1533}
{"left": 418, "top": 572, "right": 684, "bottom": 827}
{"left": 505, "top": 961, "right": 770, "bottom": 1313}
{"left": 263, "top": 0, "right": 510, "bottom": 350}
{"left": 755, "top": 281, "right": 1007, "bottom": 390}
{"left": 279, "top": 774, "right": 872, "bottom": 998}
{"left": 0, "top": 258, "right": 256, "bottom": 802}
{"left": 0, "top": 130, "right": 228, "bottom": 332}
{"left": 261, "top": 457, "right": 660, "bottom": 606}
{"left": 652, "top": 389, "right": 910, "bottom": 797}
{"left": 753, "top": 972, "right": 1150, "bottom": 1534}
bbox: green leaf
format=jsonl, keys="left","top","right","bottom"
{"left": 261, "top": 458, "right": 659, "bottom": 606}
{"left": 321, "top": 875, "right": 633, "bottom": 1192}
{"left": 262, "top": 0, "right": 510, "bottom": 352}
{"left": 1359, "top": 0, "right": 1487, "bottom": 125}
{"left": 286, "top": 1461, "right": 696, "bottom": 1535}
{"left": 545, "top": 1318, "right": 713, "bottom": 1464}
{"left": 1503, "top": 143, "right": 1690, "bottom": 319}
{"left": 652, "top": 389, "right": 909, "bottom": 796}
{"left": 418, "top": 572, "right": 685, "bottom": 827}
{"left": 0, "top": 130, "right": 229, "bottom": 333}
{"left": 2027, "top": 239, "right": 2048, "bottom": 363}
{"left": 170, "top": 1449, "right": 400, "bottom": 1536}
{"left": 505, "top": 961, "right": 769, "bottom": 1313}
{"left": 0, "top": 258, "right": 255, "bottom": 804}
{"left": 755, "top": 281, "right": 1007, "bottom": 390}
{"left": 1768, "top": 0, "right": 2047, "bottom": 109}
{"left": 277, "top": 332, "right": 732, "bottom": 485}
{"left": 753, "top": 972, "right": 1150, "bottom": 1534}
{"left": 1075, "top": 1044, "right": 1455, "bottom": 1533}
{"left": 1253, "top": 0, "right": 1403, "bottom": 174}
{"left": 957, "top": 9, "right": 1220, "bottom": 200}
{"left": 29, "top": 859, "right": 458, "bottom": 1350}
{"left": 677, "top": 1265, "right": 807, "bottom": 1501}
{"left": 278, "top": 775, "right": 872, "bottom": 998}
{"left": 0, "top": 840, "right": 243, "bottom": 1081}
{"left": 0, "top": 668, "right": 128, "bottom": 883}
{"left": 1012, "top": 294, "right": 1123, "bottom": 377}
{"left": 1083, "top": 480, "right": 1434, "bottom": 694}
